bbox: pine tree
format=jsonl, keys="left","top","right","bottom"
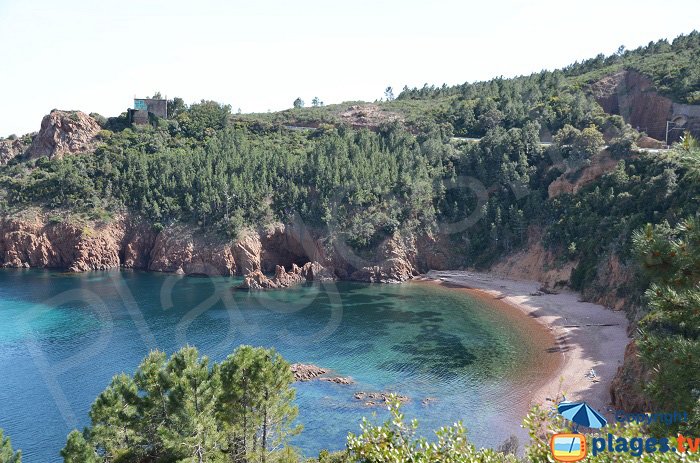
{"left": 61, "top": 431, "right": 96, "bottom": 463}
{"left": 633, "top": 217, "right": 700, "bottom": 434}
{"left": 0, "top": 429, "right": 21, "bottom": 463}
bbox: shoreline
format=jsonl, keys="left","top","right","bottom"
{"left": 414, "top": 270, "right": 630, "bottom": 418}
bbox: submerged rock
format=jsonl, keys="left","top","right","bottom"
{"left": 354, "top": 391, "right": 409, "bottom": 406}
{"left": 319, "top": 376, "right": 354, "bottom": 385}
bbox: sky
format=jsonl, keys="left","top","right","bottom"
{"left": 1, "top": 0, "right": 698, "bottom": 136}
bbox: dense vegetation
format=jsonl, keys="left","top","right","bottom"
{"left": 633, "top": 213, "right": 700, "bottom": 436}
{"left": 235, "top": 31, "right": 700, "bottom": 135}
{"left": 60, "top": 346, "right": 300, "bottom": 463}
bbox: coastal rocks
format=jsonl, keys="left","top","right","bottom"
{"left": 0, "top": 212, "right": 432, "bottom": 287}
{"left": 120, "top": 223, "right": 158, "bottom": 269}
{"left": 233, "top": 232, "right": 263, "bottom": 275}
{"left": 290, "top": 363, "right": 328, "bottom": 381}
{"left": 289, "top": 363, "right": 353, "bottom": 384}
{"left": 353, "top": 392, "right": 409, "bottom": 406}
{"left": 350, "top": 234, "right": 419, "bottom": 283}
{"left": 148, "top": 225, "right": 236, "bottom": 276}
{"left": 0, "top": 215, "right": 122, "bottom": 271}
{"left": 26, "top": 110, "right": 101, "bottom": 160}
{"left": 238, "top": 261, "right": 335, "bottom": 290}
{"left": 260, "top": 222, "right": 327, "bottom": 272}
{"left": 416, "top": 233, "right": 456, "bottom": 271}
{"left": 581, "top": 254, "right": 634, "bottom": 311}
{"left": 610, "top": 341, "right": 654, "bottom": 412}
{"left": 239, "top": 270, "right": 278, "bottom": 290}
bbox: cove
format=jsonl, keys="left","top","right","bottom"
{"left": 0, "top": 269, "right": 549, "bottom": 462}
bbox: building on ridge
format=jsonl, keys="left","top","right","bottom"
{"left": 128, "top": 97, "right": 168, "bottom": 125}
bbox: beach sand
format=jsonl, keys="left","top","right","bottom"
{"left": 416, "top": 270, "right": 630, "bottom": 418}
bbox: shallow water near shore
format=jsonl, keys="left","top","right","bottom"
{"left": 0, "top": 269, "right": 551, "bottom": 461}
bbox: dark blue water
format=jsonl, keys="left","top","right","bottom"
{"left": 0, "top": 269, "right": 543, "bottom": 461}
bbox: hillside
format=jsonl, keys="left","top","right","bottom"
{"left": 0, "top": 31, "right": 699, "bottom": 431}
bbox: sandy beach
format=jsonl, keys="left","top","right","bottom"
{"left": 417, "top": 270, "right": 630, "bottom": 417}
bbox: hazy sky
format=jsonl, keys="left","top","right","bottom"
{"left": 1, "top": 0, "right": 698, "bottom": 135}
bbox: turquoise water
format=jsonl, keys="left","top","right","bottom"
{"left": 0, "top": 269, "right": 542, "bottom": 462}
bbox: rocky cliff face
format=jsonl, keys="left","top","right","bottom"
{"left": 610, "top": 341, "right": 654, "bottom": 412}
{"left": 590, "top": 70, "right": 673, "bottom": 141}
{"left": 0, "top": 213, "right": 446, "bottom": 285}
{"left": 26, "top": 110, "right": 101, "bottom": 160}
{"left": 590, "top": 69, "right": 700, "bottom": 142}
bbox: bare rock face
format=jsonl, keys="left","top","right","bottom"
{"left": 416, "top": 233, "right": 455, "bottom": 271}
{"left": 0, "top": 137, "right": 29, "bottom": 165}
{"left": 490, "top": 226, "right": 576, "bottom": 289}
{"left": 610, "top": 341, "right": 654, "bottom": 412}
{"left": 260, "top": 223, "right": 327, "bottom": 272}
{"left": 350, "top": 234, "right": 419, "bottom": 283}
{"left": 148, "top": 225, "right": 236, "bottom": 276}
{"left": 120, "top": 222, "right": 158, "bottom": 269}
{"left": 590, "top": 71, "right": 673, "bottom": 141}
{"left": 232, "top": 232, "right": 263, "bottom": 275}
{"left": 0, "top": 215, "right": 123, "bottom": 271}
{"left": 26, "top": 110, "right": 101, "bottom": 160}
{"left": 339, "top": 104, "right": 404, "bottom": 130}
{"left": 0, "top": 213, "right": 430, "bottom": 288}
{"left": 548, "top": 150, "right": 622, "bottom": 199}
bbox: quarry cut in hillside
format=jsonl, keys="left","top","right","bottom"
{"left": 590, "top": 69, "right": 700, "bottom": 141}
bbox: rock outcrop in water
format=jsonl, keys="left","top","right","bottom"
{"left": 238, "top": 261, "right": 335, "bottom": 289}
{"left": 354, "top": 391, "right": 410, "bottom": 406}
{"left": 290, "top": 364, "right": 327, "bottom": 381}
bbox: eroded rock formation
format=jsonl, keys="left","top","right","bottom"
{"left": 26, "top": 110, "right": 101, "bottom": 160}
{"left": 0, "top": 213, "right": 437, "bottom": 286}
